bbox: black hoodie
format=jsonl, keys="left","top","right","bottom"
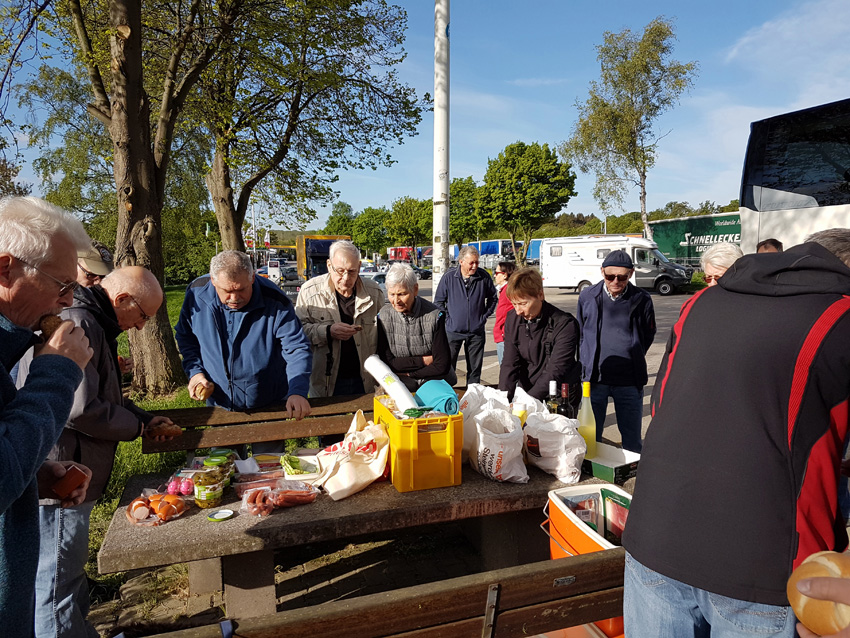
{"left": 623, "top": 242, "right": 850, "bottom": 606}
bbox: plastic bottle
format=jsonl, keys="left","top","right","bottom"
{"left": 577, "top": 382, "right": 597, "bottom": 460}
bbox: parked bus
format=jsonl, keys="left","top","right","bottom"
{"left": 739, "top": 97, "right": 850, "bottom": 252}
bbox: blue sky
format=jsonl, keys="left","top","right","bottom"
{"left": 312, "top": 0, "right": 850, "bottom": 227}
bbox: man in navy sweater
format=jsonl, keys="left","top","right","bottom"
{"left": 434, "top": 246, "right": 497, "bottom": 385}
{"left": 577, "top": 250, "right": 656, "bottom": 452}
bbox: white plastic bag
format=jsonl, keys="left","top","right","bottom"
{"left": 512, "top": 385, "right": 548, "bottom": 416}
{"left": 523, "top": 412, "right": 586, "bottom": 483}
{"left": 314, "top": 410, "right": 390, "bottom": 501}
{"left": 469, "top": 409, "right": 528, "bottom": 483}
{"left": 458, "top": 384, "right": 510, "bottom": 460}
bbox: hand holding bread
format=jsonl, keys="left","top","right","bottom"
{"left": 188, "top": 373, "right": 214, "bottom": 401}
{"left": 788, "top": 550, "right": 850, "bottom": 636}
{"left": 35, "top": 315, "right": 93, "bottom": 370}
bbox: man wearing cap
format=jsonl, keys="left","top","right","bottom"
{"left": 76, "top": 240, "right": 113, "bottom": 287}
{"left": 576, "top": 249, "right": 656, "bottom": 453}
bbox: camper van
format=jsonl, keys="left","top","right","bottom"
{"left": 540, "top": 235, "right": 691, "bottom": 295}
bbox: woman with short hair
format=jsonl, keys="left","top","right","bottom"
{"left": 493, "top": 261, "right": 517, "bottom": 364}
{"left": 376, "top": 263, "right": 457, "bottom": 391}
{"left": 498, "top": 267, "right": 581, "bottom": 406}
{"left": 701, "top": 242, "right": 743, "bottom": 286}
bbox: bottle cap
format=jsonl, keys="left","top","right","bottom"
{"left": 207, "top": 509, "right": 235, "bottom": 522}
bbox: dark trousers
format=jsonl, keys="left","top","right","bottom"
{"left": 447, "top": 329, "right": 486, "bottom": 385}
{"left": 590, "top": 383, "right": 644, "bottom": 453}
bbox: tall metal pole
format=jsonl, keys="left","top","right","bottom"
{"left": 432, "top": 0, "right": 450, "bottom": 291}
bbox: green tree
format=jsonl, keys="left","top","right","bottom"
{"left": 449, "top": 176, "right": 487, "bottom": 251}
{"left": 352, "top": 206, "right": 390, "bottom": 256}
{"left": 477, "top": 141, "right": 577, "bottom": 264}
{"left": 387, "top": 196, "right": 430, "bottom": 264}
{"left": 0, "top": 157, "right": 30, "bottom": 196}
{"left": 200, "top": 0, "right": 423, "bottom": 251}
{"left": 560, "top": 17, "right": 698, "bottom": 239}
{"left": 324, "top": 201, "right": 356, "bottom": 236}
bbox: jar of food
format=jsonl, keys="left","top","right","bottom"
{"left": 193, "top": 468, "right": 225, "bottom": 508}
{"left": 205, "top": 455, "right": 233, "bottom": 486}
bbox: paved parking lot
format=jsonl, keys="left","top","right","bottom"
{"left": 417, "top": 278, "right": 690, "bottom": 446}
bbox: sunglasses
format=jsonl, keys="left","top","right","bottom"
{"left": 603, "top": 274, "right": 630, "bottom": 282}
{"left": 78, "top": 263, "right": 101, "bottom": 281}
{"left": 17, "top": 257, "right": 78, "bottom": 297}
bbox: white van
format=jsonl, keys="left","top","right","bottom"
{"left": 540, "top": 235, "right": 691, "bottom": 295}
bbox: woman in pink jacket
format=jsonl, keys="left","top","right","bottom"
{"left": 493, "top": 261, "right": 516, "bottom": 364}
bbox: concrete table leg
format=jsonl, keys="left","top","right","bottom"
{"left": 189, "top": 558, "right": 222, "bottom": 596}
{"left": 222, "top": 549, "right": 276, "bottom": 618}
{"left": 460, "top": 510, "right": 550, "bottom": 571}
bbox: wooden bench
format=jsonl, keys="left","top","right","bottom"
{"left": 145, "top": 548, "right": 626, "bottom": 638}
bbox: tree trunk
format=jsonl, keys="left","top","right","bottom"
{"left": 640, "top": 170, "right": 652, "bottom": 240}
{"left": 206, "top": 146, "right": 245, "bottom": 251}
{"left": 508, "top": 230, "right": 525, "bottom": 267}
{"left": 109, "top": 0, "right": 185, "bottom": 394}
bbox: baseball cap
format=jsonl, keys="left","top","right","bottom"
{"left": 78, "top": 240, "right": 114, "bottom": 276}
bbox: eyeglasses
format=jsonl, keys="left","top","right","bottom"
{"left": 128, "top": 294, "right": 153, "bottom": 321}
{"left": 703, "top": 275, "right": 719, "bottom": 284}
{"left": 78, "top": 263, "right": 101, "bottom": 282}
{"left": 17, "top": 257, "right": 78, "bottom": 297}
{"left": 331, "top": 266, "right": 358, "bottom": 278}
{"left": 603, "top": 274, "right": 630, "bottom": 282}
{"left": 494, "top": 270, "right": 504, "bottom": 275}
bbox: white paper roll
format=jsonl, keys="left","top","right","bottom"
{"left": 364, "top": 355, "right": 418, "bottom": 411}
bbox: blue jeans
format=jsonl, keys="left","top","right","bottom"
{"left": 624, "top": 552, "right": 797, "bottom": 637}
{"left": 447, "top": 330, "right": 486, "bottom": 384}
{"left": 496, "top": 341, "right": 505, "bottom": 365}
{"left": 590, "top": 383, "right": 643, "bottom": 453}
{"left": 35, "top": 501, "right": 99, "bottom": 638}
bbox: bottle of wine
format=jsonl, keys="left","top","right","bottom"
{"left": 557, "top": 382, "right": 575, "bottom": 419}
{"left": 577, "top": 382, "right": 597, "bottom": 460}
{"left": 546, "top": 380, "right": 560, "bottom": 413}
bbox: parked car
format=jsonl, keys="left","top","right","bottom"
{"left": 359, "top": 272, "right": 387, "bottom": 299}
{"left": 411, "top": 265, "right": 432, "bottom": 280}
{"left": 281, "top": 266, "right": 300, "bottom": 281}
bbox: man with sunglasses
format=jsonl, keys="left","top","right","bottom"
{"left": 16, "top": 265, "right": 174, "bottom": 638}
{"left": 577, "top": 249, "right": 656, "bottom": 453}
{"left": 75, "top": 240, "right": 113, "bottom": 287}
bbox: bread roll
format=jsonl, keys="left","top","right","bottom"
{"left": 787, "top": 550, "right": 850, "bottom": 635}
{"left": 39, "top": 314, "right": 63, "bottom": 340}
{"left": 146, "top": 422, "right": 182, "bottom": 438}
{"left": 191, "top": 383, "right": 214, "bottom": 401}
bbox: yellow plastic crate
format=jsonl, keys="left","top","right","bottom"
{"left": 373, "top": 395, "right": 463, "bottom": 493}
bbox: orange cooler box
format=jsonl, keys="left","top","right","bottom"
{"left": 373, "top": 396, "right": 463, "bottom": 493}
{"left": 544, "top": 484, "right": 632, "bottom": 638}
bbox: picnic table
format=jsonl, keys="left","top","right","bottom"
{"left": 99, "top": 393, "right": 616, "bottom": 619}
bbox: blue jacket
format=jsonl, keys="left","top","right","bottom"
{"left": 0, "top": 313, "right": 83, "bottom": 635}
{"left": 175, "top": 275, "right": 313, "bottom": 411}
{"left": 576, "top": 281, "right": 656, "bottom": 386}
{"left": 433, "top": 267, "right": 498, "bottom": 335}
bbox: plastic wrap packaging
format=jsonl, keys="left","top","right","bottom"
{"left": 364, "top": 355, "right": 418, "bottom": 411}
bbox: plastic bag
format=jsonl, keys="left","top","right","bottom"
{"left": 313, "top": 410, "right": 390, "bottom": 501}
{"left": 458, "top": 384, "right": 510, "bottom": 461}
{"left": 240, "top": 486, "right": 274, "bottom": 517}
{"left": 469, "top": 408, "right": 528, "bottom": 483}
{"left": 523, "top": 412, "right": 586, "bottom": 483}
{"left": 268, "top": 481, "right": 319, "bottom": 507}
{"left": 512, "top": 385, "right": 548, "bottom": 416}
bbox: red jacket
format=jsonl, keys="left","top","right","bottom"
{"left": 493, "top": 286, "right": 512, "bottom": 343}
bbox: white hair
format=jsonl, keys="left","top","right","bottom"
{"left": 458, "top": 245, "right": 479, "bottom": 262}
{"left": 385, "top": 262, "right": 418, "bottom": 291}
{"left": 0, "top": 196, "right": 90, "bottom": 268}
{"left": 210, "top": 250, "right": 254, "bottom": 281}
{"left": 329, "top": 240, "right": 361, "bottom": 264}
{"left": 701, "top": 242, "right": 743, "bottom": 272}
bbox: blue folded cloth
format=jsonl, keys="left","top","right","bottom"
{"left": 415, "top": 379, "right": 459, "bottom": 415}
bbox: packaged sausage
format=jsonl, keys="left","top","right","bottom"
{"left": 268, "top": 481, "right": 319, "bottom": 507}
{"left": 240, "top": 487, "right": 274, "bottom": 517}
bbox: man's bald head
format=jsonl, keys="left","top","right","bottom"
{"left": 101, "top": 266, "right": 163, "bottom": 331}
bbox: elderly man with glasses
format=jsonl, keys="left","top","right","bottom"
{"left": 296, "top": 240, "right": 384, "bottom": 401}
{"left": 16, "top": 265, "right": 174, "bottom": 638}
{"left": 0, "top": 197, "right": 97, "bottom": 636}
{"left": 576, "top": 249, "right": 656, "bottom": 453}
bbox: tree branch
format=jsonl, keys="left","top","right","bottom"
{"left": 68, "top": 0, "right": 111, "bottom": 122}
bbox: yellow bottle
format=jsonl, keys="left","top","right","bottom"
{"left": 577, "top": 382, "right": 597, "bottom": 460}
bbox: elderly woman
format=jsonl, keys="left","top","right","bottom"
{"left": 701, "top": 242, "right": 744, "bottom": 286}
{"left": 499, "top": 267, "right": 581, "bottom": 406}
{"left": 377, "top": 263, "right": 457, "bottom": 391}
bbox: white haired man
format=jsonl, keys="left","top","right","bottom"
{"left": 0, "top": 196, "right": 94, "bottom": 635}
{"left": 176, "top": 251, "right": 313, "bottom": 453}
{"left": 17, "top": 265, "right": 175, "bottom": 638}
{"left": 433, "top": 245, "right": 498, "bottom": 384}
{"left": 296, "top": 240, "right": 384, "bottom": 399}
